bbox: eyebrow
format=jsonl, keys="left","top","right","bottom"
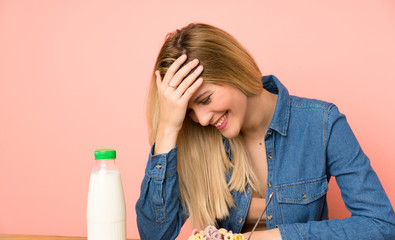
{"left": 193, "top": 90, "right": 211, "bottom": 103}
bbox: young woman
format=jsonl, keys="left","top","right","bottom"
{"left": 136, "top": 23, "right": 395, "bottom": 240}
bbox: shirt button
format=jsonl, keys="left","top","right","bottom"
{"left": 155, "top": 164, "right": 162, "bottom": 169}
{"left": 268, "top": 182, "right": 272, "bottom": 188}
{"left": 267, "top": 131, "right": 273, "bottom": 136}
{"left": 267, "top": 215, "right": 273, "bottom": 220}
{"left": 302, "top": 193, "right": 307, "bottom": 199}
{"left": 268, "top": 155, "right": 273, "bottom": 159}
{"left": 239, "top": 217, "right": 243, "bottom": 224}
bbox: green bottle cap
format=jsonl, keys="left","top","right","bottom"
{"left": 94, "top": 149, "right": 116, "bottom": 159}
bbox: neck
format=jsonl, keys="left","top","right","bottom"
{"left": 241, "top": 89, "right": 278, "bottom": 140}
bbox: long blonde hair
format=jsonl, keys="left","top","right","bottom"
{"left": 147, "top": 23, "right": 263, "bottom": 228}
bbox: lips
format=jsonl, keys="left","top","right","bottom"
{"left": 213, "top": 112, "right": 228, "bottom": 129}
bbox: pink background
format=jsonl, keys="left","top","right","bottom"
{"left": 1, "top": 1, "right": 394, "bottom": 239}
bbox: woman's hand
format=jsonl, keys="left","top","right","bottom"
{"left": 154, "top": 54, "right": 204, "bottom": 154}
{"left": 156, "top": 54, "right": 203, "bottom": 132}
{"left": 243, "top": 228, "right": 282, "bottom": 240}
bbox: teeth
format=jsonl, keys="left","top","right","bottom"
{"left": 215, "top": 114, "right": 226, "bottom": 127}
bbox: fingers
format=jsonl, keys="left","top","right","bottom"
{"left": 162, "top": 54, "right": 187, "bottom": 85}
{"left": 156, "top": 55, "right": 203, "bottom": 95}
{"left": 176, "top": 64, "right": 204, "bottom": 95}
{"left": 168, "top": 58, "right": 200, "bottom": 88}
{"left": 182, "top": 77, "right": 203, "bottom": 100}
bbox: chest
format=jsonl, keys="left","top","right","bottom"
{"left": 220, "top": 129, "right": 329, "bottom": 232}
{"left": 245, "top": 140, "right": 268, "bottom": 196}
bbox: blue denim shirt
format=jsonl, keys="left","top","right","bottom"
{"left": 136, "top": 75, "right": 395, "bottom": 240}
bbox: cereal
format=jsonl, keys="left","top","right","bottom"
{"left": 224, "top": 232, "right": 234, "bottom": 240}
{"left": 189, "top": 226, "right": 244, "bottom": 240}
{"left": 218, "top": 228, "right": 228, "bottom": 236}
{"left": 234, "top": 234, "right": 244, "bottom": 240}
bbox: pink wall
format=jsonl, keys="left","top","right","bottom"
{"left": 1, "top": 1, "right": 394, "bottom": 239}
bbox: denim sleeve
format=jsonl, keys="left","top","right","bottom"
{"left": 278, "top": 105, "right": 395, "bottom": 239}
{"left": 135, "top": 143, "right": 188, "bottom": 240}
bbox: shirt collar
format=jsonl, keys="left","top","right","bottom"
{"left": 262, "top": 75, "right": 290, "bottom": 136}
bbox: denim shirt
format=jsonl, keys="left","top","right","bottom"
{"left": 136, "top": 75, "right": 395, "bottom": 240}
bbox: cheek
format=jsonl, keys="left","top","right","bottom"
{"left": 211, "top": 97, "right": 230, "bottom": 112}
{"left": 223, "top": 98, "right": 240, "bottom": 113}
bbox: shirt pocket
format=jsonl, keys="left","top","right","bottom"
{"left": 276, "top": 176, "right": 328, "bottom": 224}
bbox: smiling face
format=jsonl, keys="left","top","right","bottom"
{"left": 187, "top": 82, "right": 248, "bottom": 139}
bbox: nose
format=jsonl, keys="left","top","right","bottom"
{"left": 192, "top": 108, "right": 213, "bottom": 127}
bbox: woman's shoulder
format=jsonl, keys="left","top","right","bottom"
{"left": 287, "top": 95, "right": 345, "bottom": 125}
{"left": 289, "top": 95, "right": 336, "bottom": 111}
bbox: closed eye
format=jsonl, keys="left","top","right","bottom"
{"left": 200, "top": 95, "right": 211, "bottom": 105}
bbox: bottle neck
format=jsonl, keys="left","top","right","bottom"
{"left": 93, "top": 159, "right": 118, "bottom": 172}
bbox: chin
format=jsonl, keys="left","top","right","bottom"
{"left": 221, "top": 128, "right": 241, "bottom": 139}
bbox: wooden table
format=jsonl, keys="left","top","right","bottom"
{"left": 0, "top": 234, "right": 138, "bottom": 240}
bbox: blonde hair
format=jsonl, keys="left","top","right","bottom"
{"left": 147, "top": 23, "right": 263, "bottom": 228}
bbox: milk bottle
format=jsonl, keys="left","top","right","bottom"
{"left": 87, "top": 149, "right": 126, "bottom": 240}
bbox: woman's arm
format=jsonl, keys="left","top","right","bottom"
{"left": 243, "top": 228, "right": 282, "bottom": 240}
{"left": 136, "top": 55, "right": 204, "bottom": 239}
{"left": 135, "top": 143, "right": 187, "bottom": 240}
{"left": 278, "top": 105, "right": 395, "bottom": 239}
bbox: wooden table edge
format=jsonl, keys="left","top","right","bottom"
{"left": 0, "top": 234, "right": 138, "bottom": 240}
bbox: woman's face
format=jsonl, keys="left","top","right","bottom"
{"left": 187, "top": 82, "right": 248, "bottom": 139}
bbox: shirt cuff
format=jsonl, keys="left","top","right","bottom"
{"left": 145, "top": 142, "right": 178, "bottom": 179}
